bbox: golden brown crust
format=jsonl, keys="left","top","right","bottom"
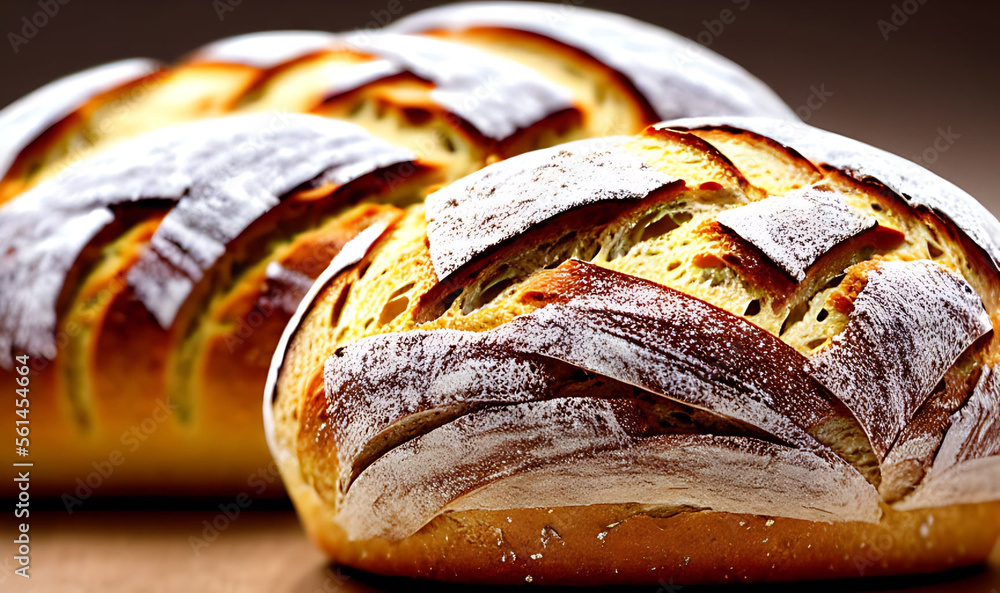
{"left": 0, "top": 67, "right": 165, "bottom": 204}
{"left": 270, "top": 121, "right": 1000, "bottom": 583}
{"left": 0, "top": 11, "right": 798, "bottom": 498}
{"left": 419, "top": 26, "right": 659, "bottom": 132}
{"left": 0, "top": 19, "right": 670, "bottom": 497}
{"left": 282, "top": 455, "right": 1000, "bottom": 585}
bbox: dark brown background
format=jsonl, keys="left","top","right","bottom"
{"left": 0, "top": 0, "right": 998, "bottom": 210}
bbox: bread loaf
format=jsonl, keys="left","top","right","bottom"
{"left": 0, "top": 4, "right": 792, "bottom": 495}
{"left": 266, "top": 117, "right": 1000, "bottom": 584}
{"left": 389, "top": 2, "right": 795, "bottom": 121}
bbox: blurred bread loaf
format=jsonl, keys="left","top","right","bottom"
{"left": 0, "top": 3, "right": 793, "bottom": 495}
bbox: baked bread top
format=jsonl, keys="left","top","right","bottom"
{"left": 266, "top": 117, "right": 1000, "bottom": 543}
{"left": 0, "top": 114, "right": 419, "bottom": 365}
{"left": 389, "top": 1, "right": 795, "bottom": 121}
{"left": 0, "top": 3, "right": 793, "bottom": 204}
{"left": 0, "top": 5, "right": 798, "bottom": 496}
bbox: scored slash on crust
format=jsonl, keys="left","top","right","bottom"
{"left": 934, "top": 367, "right": 1000, "bottom": 474}
{"left": 492, "top": 261, "right": 840, "bottom": 448}
{"left": 662, "top": 116, "right": 1000, "bottom": 270}
{"left": 1, "top": 5, "right": 994, "bottom": 573}
{"left": 716, "top": 186, "right": 877, "bottom": 281}
{"left": 0, "top": 7, "right": 814, "bottom": 506}
{"left": 322, "top": 260, "right": 882, "bottom": 539}
{"left": 185, "top": 30, "right": 341, "bottom": 69}
{"left": 264, "top": 116, "right": 1000, "bottom": 552}
{"left": 894, "top": 366, "right": 1000, "bottom": 510}
{"left": 127, "top": 119, "right": 415, "bottom": 326}
{"left": 806, "top": 260, "right": 992, "bottom": 460}
{"left": 389, "top": 2, "right": 796, "bottom": 121}
{"left": 0, "top": 114, "right": 415, "bottom": 368}
{"left": 194, "top": 31, "right": 578, "bottom": 142}
{"left": 0, "top": 58, "right": 163, "bottom": 181}
{"left": 263, "top": 218, "right": 399, "bottom": 463}
{"left": 337, "top": 33, "right": 576, "bottom": 142}
{"left": 339, "top": 397, "right": 880, "bottom": 541}
{"left": 425, "top": 137, "right": 677, "bottom": 281}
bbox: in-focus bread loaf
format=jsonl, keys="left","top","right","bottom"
{"left": 266, "top": 117, "right": 1000, "bottom": 584}
{"left": 0, "top": 3, "right": 793, "bottom": 495}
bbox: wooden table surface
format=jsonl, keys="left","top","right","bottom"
{"left": 3, "top": 510, "right": 999, "bottom": 592}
